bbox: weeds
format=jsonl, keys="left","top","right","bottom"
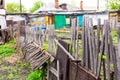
{"left": 26, "top": 70, "right": 43, "bottom": 80}
{"left": 0, "top": 39, "right": 17, "bottom": 58}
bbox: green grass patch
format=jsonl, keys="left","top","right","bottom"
{"left": 26, "top": 70, "right": 43, "bottom": 80}
{"left": 1, "top": 66, "right": 17, "bottom": 73}
{"left": 8, "top": 73, "right": 14, "bottom": 79}
{"left": 0, "top": 39, "right": 17, "bottom": 58}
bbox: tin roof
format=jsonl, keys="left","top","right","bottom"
{"left": 33, "top": 3, "right": 80, "bottom": 14}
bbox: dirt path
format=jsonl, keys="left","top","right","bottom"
{"left": 0, "top": 53, "right": 30, "bottom": 80}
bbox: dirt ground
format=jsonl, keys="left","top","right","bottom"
{"left": 0, "top": 53, "right": 30, "bottom": 80}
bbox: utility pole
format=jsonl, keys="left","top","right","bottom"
{"left": 20, "top": 0, "right": 22, "bottom": 13}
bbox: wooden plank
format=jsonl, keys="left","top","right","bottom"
{"left": 75, "top": 17, "right": 79, "bottom": 59}
{"left": 82, "top": 17, "right": 86, "bottom": 66}
{"left": 97, "top": 35, "right": 105, "bottom": 77}
{"left": 105, "top": 21, "right": 110, "bottom": 80}
{"left": 71, "top": 18, "right": 76, "bottom": 58}
{"left": 87, "top": 18, "right": 94, "bottom": 71}
{"left": 103, "top": 57, "right": 106, "bottom": 80}
{"left": 90, "top": 19, "right": 97, "bottom": 74}
{"left": 96, "top": 19, "right": 101, "bottom": 75}
{"left": 54, "top": 39, "right": 75, "bottom": 60}
{"left": 48, "top": 25, "right": 54, "bottom": 54}
{"left": 109, "top": 35, "right": 117, "bottom": 79}
{"left": 50, "top": 67, "right": 58, "bottom": 77}
{"left": 57, "top": 60, "right": 60, "bottom": 80}
{"left": 85, "top": 18, "right": 89, "bottom": 69}
{"left": 117, "top": 26, "right": 120, "bottom": 80}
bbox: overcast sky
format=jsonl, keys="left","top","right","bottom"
{"left": 5, "top": 0, "right": 106, "bottom": 11}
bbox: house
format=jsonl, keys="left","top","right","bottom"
{"left": 83, "top": 10, "right": 120, "bottom": 29}
{"left": 32, "top": 1, "right": 82, "bottom": 29}
{"left": 84, "top": 11, "right": 109, "bottom": 26}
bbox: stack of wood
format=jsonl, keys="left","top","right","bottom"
{"left": 23, "top": 42, "right": 51, "bottom": 70}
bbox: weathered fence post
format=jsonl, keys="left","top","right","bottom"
{"left": 85, "top": 17, "right": 89, "bottom": 69}
{"left": 48, "top": 25, "right": 54, "bottom": 54}
{"left": 96, "top": 18, "right": 101, "bottom": 75}
{"left": 71, "top": 17, "right": 77, "bottom": 59}
{"left": 88, "top": 18, "right": 94, "bottom": 71}
{"left": 117, "top": 24, "right": 120, "bottom": 80}
{"left": 105, "top": 21, "right": 110, "bottom": 80}
{"left": 82, "top": 16, "right": 85, "bottom": 66}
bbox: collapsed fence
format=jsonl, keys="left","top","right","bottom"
{"left": 19, "top": 16, "right": 120, "bottom": 80}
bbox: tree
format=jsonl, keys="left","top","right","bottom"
{"left": 107, "top": 0, "right": 120, "bottom": 10}
{"left": 29, "top": 0, "right": 44, "bottom": 13}
{"left": 6, "top": 2, "right": 27, "bottom": 13}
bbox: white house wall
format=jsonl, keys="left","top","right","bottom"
{"left": 84, "top": 13, "right": 109, "bottom": 26}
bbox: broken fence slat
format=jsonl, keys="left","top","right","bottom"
{"left": 54, "top": 39, "right": 75, "bottom": 60}
{"left": 50, "top": 67, "right": 59, "bottom": 77}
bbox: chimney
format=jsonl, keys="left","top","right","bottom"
{"left": 55, "top": 0, "right": 59, "bottom": 8}
{"left": 80, "top": 1, "right": 83, "bottom": 10}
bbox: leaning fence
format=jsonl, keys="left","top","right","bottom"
{"left": 20, "top": 17, "right": 120, "bottom": 80}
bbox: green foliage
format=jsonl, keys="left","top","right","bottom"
{"left": 6, "top": 2, "right": 27, "bottom": 13}
{"left": 0, "top": 60, "right": 2, "bottom": 65}
{"left": 107, "top": 0, "right": 120, "bottom": 10}
{"left": 0, "top": 39, "right": 17, "bottom": 58}
{"left": 102, "top": 55, "right": 107, "bottom": 60}
{"left": 23, "top": 62, "right": 30, "bottom": 68}
{"left": 9, "top": 39, "right": 17, "bottom": 44}
{"left": 29, "top": 0, "right": 44, "bottom": 13}
{"left": 98, "top": 54, "right": 107, "bottom": 60}
{"left": 43, "top": 43, "right": 48, "bottom": 50}
{"left": 113, "top": 37, "right": 118, "bottom": 44}
{"left": 26, "top": 70, "right": 43, "bottom": 80}
{"left": 111, "top": 30, "right": 118, "bottom": 37}
{"left": 8, "top": 73, "right": 14, "bottom": 79}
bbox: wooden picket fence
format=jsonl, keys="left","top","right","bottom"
{"left": 22, "top": 17, "right": 120, "bottom": 80}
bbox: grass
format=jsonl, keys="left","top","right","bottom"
{"left": 26, "top": 70, "right": 43, "bottom": 80}
{"left": 0, "top": 39, "right": 31, "bottom": 80}
{"left": 0, "top": 39, "right": 17, "bottom": 58}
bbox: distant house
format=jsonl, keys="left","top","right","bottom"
{"left": 32, "top": 3, "right": 79, "bottom": 26}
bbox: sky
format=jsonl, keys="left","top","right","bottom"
{"left": 5, "top": 0, "right": 106, "bottom": 11}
